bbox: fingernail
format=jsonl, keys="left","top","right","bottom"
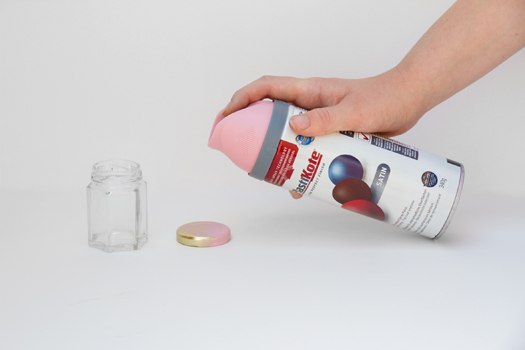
{"left": 290, "top": 115, "right": 310, "bottom": 131}
{"left": 290, "top": 191, "right": 302, "bottom": 199}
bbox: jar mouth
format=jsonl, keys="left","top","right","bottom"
{"left": 91, "top": 159, "right": 142, "bottom": 183}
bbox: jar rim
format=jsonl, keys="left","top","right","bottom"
{"left": 91, "top": 159, "right": 142, "bottom": 182}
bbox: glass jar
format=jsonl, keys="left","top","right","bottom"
{"left": 87, "top": 160, "right": 148, "bottom": 252}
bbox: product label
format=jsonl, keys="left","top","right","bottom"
{"left": 341, "top": 131, "right": 419, "bottom": 160}
{"left": 263, "top": 141, "right": 298, "bottom": 186}
{"left": 263, "top": 105, "right": 463, "bottom": 238}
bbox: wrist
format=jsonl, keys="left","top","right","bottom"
{"left": 389, "top": 65, "right": 429, "bottom": 123}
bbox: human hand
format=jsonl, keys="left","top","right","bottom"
{"left": 223, "top": 68, "right": 424, "bottom": 138}
{"left": 222, "top": 68, "right": 425, "bottom": 199}
{"left": 222, "top": 0, "right": 525, "bottom": 199}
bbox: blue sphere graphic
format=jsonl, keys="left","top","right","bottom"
{"left": 328, "top": 155, "right": 363, "bottom": 185}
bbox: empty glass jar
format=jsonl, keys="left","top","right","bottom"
{"left": 87, "top": 160, "right": 148, "bottom": 252}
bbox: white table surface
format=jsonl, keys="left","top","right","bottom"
{"left": 1, "top": 187, "right": 524, "bottom": 350}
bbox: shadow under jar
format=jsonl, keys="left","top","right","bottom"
{"left": 87, "top": 160, "right": 148, "bottom": 252}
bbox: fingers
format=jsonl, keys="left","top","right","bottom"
{"left": 223, "top": 74, "right": 416, "bottom": 137}
{"left": 289, "top": 104, "right": 349, "bottom": 136}
{"left": 289, "top": 191, "right": 303, "bottom": 199}
{"left": 223, "top": 76, "right": 338, "bottom": 117}
{"left": 223, "top": 76, "right": 304, "bottom": 116}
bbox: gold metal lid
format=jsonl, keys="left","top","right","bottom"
{"left": 176, "top": 221, "right": 231, "bottom": 247}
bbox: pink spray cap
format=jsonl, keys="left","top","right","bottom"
{"left": 208, "top": 100, "right": 274, "bottom": 173}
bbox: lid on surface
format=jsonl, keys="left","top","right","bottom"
{"left": 176, "top": 221, "right": 231, "bottom": 247}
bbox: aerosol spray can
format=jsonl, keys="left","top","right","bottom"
{"left": 208, "top": 100, "right": 464, "bottom": 238}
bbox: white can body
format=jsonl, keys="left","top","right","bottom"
{"left": 262, "top": 105, "right": 464, "bottom": 238}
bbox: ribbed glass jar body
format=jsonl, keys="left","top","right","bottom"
{"left": 87, "top": 160, "right": 148, "bottom": 252}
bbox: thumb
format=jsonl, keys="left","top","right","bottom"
{"left": 289, "top": 104, "right": 347, "bottom": 136}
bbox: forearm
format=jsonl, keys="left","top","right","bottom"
{"left": 397, "top": 0, "right": 525, "bottom": 117}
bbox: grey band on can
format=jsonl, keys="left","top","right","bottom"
{"left": 249, "top": 100, "right": 289, "bottom": 180}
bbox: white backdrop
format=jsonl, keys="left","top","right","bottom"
{"left": 1, "top": 0, "right": 524, "bottom": 195}
{"left": 2, "top": 1, "right": 525, "bottom": 350}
